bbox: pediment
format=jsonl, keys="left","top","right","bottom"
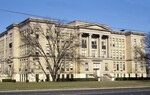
{"left": 77, "top": 23, "right": 112, "bottom": 32}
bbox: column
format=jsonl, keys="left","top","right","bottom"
{"left": 88, "top": 34, "right": 92, "bottom": 57}
{"left": 79, "top": 33, "right": 82, "bottom": 56}
{"left": 107, "top": 35, "right": 111, "bottom": 58}
{"left": 98, "top": 34, "right": 102, "bottom": 58}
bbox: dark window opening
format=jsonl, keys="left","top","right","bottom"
{"left": 9, "top": 43, "right": 12, "bottom": 48}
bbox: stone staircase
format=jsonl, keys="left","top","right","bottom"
{"left": 91, "top": 73, "right": 115, "bottom": 81}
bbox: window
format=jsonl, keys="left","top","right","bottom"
{"left": 65, "top": 62, "right": 69, "bottom": 71}
{"left": 105, "top": 63, "right": 108, "bottom": 71}
{"left": 9, "top": 33, "right": 12, "bottom": 42}
{"left": 140, "top": 39, "right": 143, "bottom": 47}
{"left": 102, "top": 40, "right": 106, "bottom": 49}
{"left": 135, "top": 62, "right": 137, "bottom": 71}
{"left": 140, "top": 62, "right": 144, "bottom": 70}
{"left": 119, "top": 39, "right": 121, "bottom": 48}
{"left": 120, "top": 62, "right": 122, "bottom": 71}
{"left": 112, "top": 50, "right": 115, "bottom": 59}
{"left": 81, "top": 49, "right": 87, "bottom": 57}
{"left": 122, "top": 39, "right": 125, "bottom": 48}
{"left": 36, "top": 46, "right": 39, "bottom": 55}
{"left": 46, "top": 44, "right": 50, "bottom": 55}
{"left": 116, "top": 50, "right": 119, "bottom": 59}
{"left": 102, "top": 51, "right": 106, "bottom": 58}
{"left": 92, "top": 50, "right": 97, "bottom": 57}
{"left": 122, "top": 50, "right": 125, "bottom": 59}
{"left": 36, "top": 34, "right": 39, "bottom": 39}
{"left": 35, "top": 28, "right": 39, "bottom": 39}
{"left": 123, "top": 62, "right": 125, "bottom": 71}
{"left": 113, "top": 62, "right": 116, "bottom": 71}
{"left": 119, "top": 50, "right": 122, "bottom": 59}
{"left": 116, "top": 38, "right": 118, "bottom": 47}
{"left": 92, "top": 40, "right": 97, "bottom": 49}
{"left": 35, "top": 61, "right": 40, "bottom": 69}
{"left": 93, "top": 63, "right": 100, "bottom": 68}
{"left": 85, "top": 63, "right": 89, "bottom": 71}
{"left": 133, "top": 39, "right": 136, "bottom": 48}
{"left": 82, "top": 38, "right": 87, "bottom": 48}
{"left": 112, "top": 38, "right": 115, "bottom": 47}
{"left": 46, "top": 29, "right": 50, "bottom": 39}
{"left": 117, "top": 64, "right": 119, "bottom": 71}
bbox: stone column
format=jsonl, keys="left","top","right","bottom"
{"left": 98, "top": 34, "right": 102, "bottom": 58}
{"left": 88, "top": 33, "right": 92, "bottom": 57}
{"left": 79, "top": 33, "right": 82, "bottom": 56}
{"left": 107, "top": 35, "right": 111, "bottom": 58}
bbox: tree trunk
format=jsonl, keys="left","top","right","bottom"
{"left": 51, "top": 73, "right": 58, "bottom": 82}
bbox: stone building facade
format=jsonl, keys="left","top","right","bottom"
{"left": 0, "top": 17, "right": 147, "bottom": 82}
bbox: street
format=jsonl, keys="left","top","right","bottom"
{"left": 0, "top": 87, "right": 150, "bottom": 95}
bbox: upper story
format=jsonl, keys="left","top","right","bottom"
{"left": 0, "top": 17, "right": 145, "bottom": 62}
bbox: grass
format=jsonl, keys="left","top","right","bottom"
{"left": 0, "top": 81, "right": 150, "bottom": 91}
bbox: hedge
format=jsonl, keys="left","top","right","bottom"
{"left": 2, "top": 79, "right": 16, "bottom": 82}
{"left": 115, "top": 77, "right": 150, "bottom": 81}
{"left": 58, "top": 78, "right": 98, "bottom": 82}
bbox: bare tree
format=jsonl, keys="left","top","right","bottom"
{"left": 20, "top": 22, "right": 79, "bottom": 82}
{"left": 135, "top": 32, "right": 150, "bottom": 74}
{"left": 135, "top": 32, "right": 150, "bottom": 63}
{"left": 4, "top": 58, "right": 14, "bottom": 78}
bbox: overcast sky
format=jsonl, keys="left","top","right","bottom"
{"left": 0, "top": 0, "right": 150, "bottom": 33}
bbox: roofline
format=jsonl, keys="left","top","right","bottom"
{"left": 0, "top": 17, "right": 145, "bottom": 37}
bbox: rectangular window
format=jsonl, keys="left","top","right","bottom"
{"left": 35, "top": 28, "right": 39, "bottom": 39}
{"left": 81, "top": 49, "right": 87, "bottom": 57}
{"left": 117, "top": 64, "right": 119, "bottom": 71}
{"left": 116, "top": 38, "right": 118, "bottom": 47}
{"left": 112, "top": 38, "right": 115, "bottom": 47}
{"left": 105, "top": 63, "right": 108, "bottom": 71}
{"left": 102, "top": 50, "right": 106, "bottom": 58}
{"left": 123, "top": 62, "right": 125, "bottom": 71}
{"left": 92, "top": 50, "right": 96, "bottom": 57}
{"left": 9, "top": 33, "right": 12, "bottom": 42}
{"left": 36, "top": 46, "right": 39, "bottom": 55}
{"left": 122, "top": 39, "right": 125, "bottom": 48}
{"left": 122, "top": 50, "right": 125, "bottom": 59}
{"left": 85, "top": 63, "right": 89, "bottom": 71}
{"left": 134, "top": 39, "right": 136, "bottom": 48}
{"left": 120, "top": 62, "right": 122, "bottom": 71}
{"left": 35, "top": 61, "right": 40, "bottom": 69}
{"left": 46, "top": 29, "right": 50, "bottom": 39}
{"left": 46, "top": 44, "right": 50, "bottom": 55}
{"left": 93, "top": 63, "right": 100, "bottom": 68}
{"left": 113, "top": 62, "right": 116, "bottom": 71}
{"left": 102, "top": 40, "right": 106, "bottom": 49}
{"left": 92, "top": 40, "right": 97, "bottom": 49}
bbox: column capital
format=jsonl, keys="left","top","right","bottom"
{"left": 89, "top": 33, "right": 93, "bottom": 36}
{"left": 77, "top": 32, "right": 83, "bottom": 35}
{"left": 99, "top": 34, "right": 102, "bottom": 37}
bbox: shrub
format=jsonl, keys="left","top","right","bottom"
{"left": 58, "top": 78, "right": 98, "bottom": 82}
{"left": 115, "top": 77, "right": 150, "bottom": 81}
{"left": 2, "top": 79, "right": 16, "bottom": 82}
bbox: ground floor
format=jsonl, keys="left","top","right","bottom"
{"left": 0, "top": 58, "right": 148, "bottom": 82}
{"left": 7, "top": 72, "right": 146, "bottom": 82}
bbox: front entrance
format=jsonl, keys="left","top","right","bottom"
{"left": 35, "top": 74, "right": 39, "bottom": 82}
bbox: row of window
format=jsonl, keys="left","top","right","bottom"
{"left": 113, "top": 62, "right": 126, "bottom": 71}
{"left": 84, "top": 62, "right": 126, "bottom": 72}
{"left": 82, "top": 37, "right": 125, "bottom": 49}
{"left": 135, "top": 62, "right": 145, "bottom": 71}
{"left": 110, "top": 38, "right": 125, "bottom": 48}
{"left": 111, "top": 49, "right": 125, "bottom": 59}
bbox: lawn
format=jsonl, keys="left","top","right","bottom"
{"left": 0, "top": 81, "right": 150, "bottom": 91}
